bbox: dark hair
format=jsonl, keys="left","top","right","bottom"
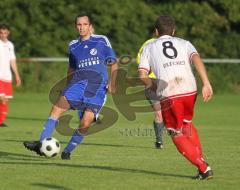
{"left": 155, "top": 15, "right": 175, "bottom": 36}
{"left": 0, "top": 23, "right": 10, "bottom": 30}
{"left": 148, "top": 24, "right": 155, "bottom": 36}
{"left": 75, "top": 12, "right": 92, "bottom": 25}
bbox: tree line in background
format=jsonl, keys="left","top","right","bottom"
{"left": 0, "top": 0, "right": 239, "bottom": 93}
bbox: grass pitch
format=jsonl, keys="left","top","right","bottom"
{"left": 0, "top": 93, "right": 240, "bottom": 190}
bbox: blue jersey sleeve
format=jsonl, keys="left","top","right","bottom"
{"left": 68, "top": 40, "right": 79, "bottom": 70}
{"left": 99, "top": 35, "right": 117, "bottom": 65}
{"left": 69, "top": 51, "right": 77, "bottom": 70}
{"left": 91, "top": 34, "right": 112, "bottom": 48}
{"left": 91, "top": 34, "right": 116, "bottom": 65}
{"left": 104, "top": 46, "right": 117, "bottom": 65}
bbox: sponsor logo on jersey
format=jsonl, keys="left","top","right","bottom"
{"left": 163, "top": 60, "right": 185, "bottom": 68}
{"left": 78, "top": 57, "right": 100, "bottom": 68}
{"left": 90, "top": 48, "right": 97, "bottom": 55}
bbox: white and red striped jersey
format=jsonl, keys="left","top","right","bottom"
{"left": 139, "top": 35, "right": 198, "bottom": 99}
{"left": 0, "top": 40, "right": 16, "bottom": 82}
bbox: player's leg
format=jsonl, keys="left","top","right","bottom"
{"left": 31, "top": 78, "right": 80, "bottom": 140}
{"left": 145, "top": 87, "right": 165, "bottom": 149}
{"left": 171, "top": 132, "right": 208, "bottom": 172}
{"left": 23, "top": 96, "right": 70, "bottom": 155}
{"left": 165, "top": 97, "right": 203, "bottom": 168}
{"left": 161, "top": 97, "right": 211, "bottom": 179}
{"left": 183, "top": 122, "right": 209, "bottom": 179}
{"left": 40, "top": 95, "right": 71, "bottom": 141}
{"left": 62, "top": 88, "right": 106, "bottom": 160}
{"left": 61, "top": 109, "right": 95, "bottom": 160}
{"left": 182, "top": 95, "right": 212, "bottom": 179}
{"left": 152, "top": 102, "right": 164, "bottom": 148}
{"left": 182, "top": 122, "right": 202, "bottom": 157}
{"left": 182, "top": 94, "right": 203, "bottom": 157}
{"left": 0, "top": 99, "right": 8, "bottom": 127}
{"left": 172, "top": 129, "right": 213, "bottom": 180}
{"left": 0, "top": 80, "right": 12, "bottom": 127}
{"left": 181, "top": 95, "right": 212, "bottom": 179}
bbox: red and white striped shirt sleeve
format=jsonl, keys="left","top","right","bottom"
{"left": 186, "top": 41, "right": 198, "bottom": 64}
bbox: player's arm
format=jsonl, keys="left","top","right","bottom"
{"left": 102, "top": 36, "right": 118, "bottom": 94}
{"left": 138, "top": 70, "right": 156, "bottom": 90}
{"left": 108, "top": 62, "right": 118, "bottom": 94}
{"left": 10, "top": 59, "right": 21, "bottom": 87}
{"left": 138, "top": 45, "right": 156, "bottom": 90}
{"left": 136, "top": 38, "right": 155, "bottom": 65}
{"left": 67, "top": 67, "right": 75, "bottom": 77}
{"left": 192, "top": 54, "right": 213, "bottom": 102}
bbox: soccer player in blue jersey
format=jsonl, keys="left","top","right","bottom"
{"left": 23, "top": 13, "right": 118, "bottom": 160}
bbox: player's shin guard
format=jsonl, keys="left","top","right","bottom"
{"left": 0, "top": 103, "right": 8, "bottom": 124}
{"left": 182, "top": 123, "right": 203, "bottom": 157}
{"left": 63, "top": 130, "right": 84, "bottom": 153}
{"left": 153, "top": 121, "right": 164, "bottom": 143}
{"left": 172, "top": 134, "right": 208, "bottom": 173}
{"left": 40, "top": 117, "right": 58, "bottom": 141}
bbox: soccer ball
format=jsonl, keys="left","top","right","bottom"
{"left": 40, "top": 137, "right": 60, "bottom": 158}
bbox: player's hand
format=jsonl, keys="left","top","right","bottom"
{"left": 146, "top": 79, "right": 157, "bottom": 92}
{"left": 202, "top": 84, "right": 213, "bottom": 102}
{"left": 15, "top": 75, "right": 22, "bottom": 87}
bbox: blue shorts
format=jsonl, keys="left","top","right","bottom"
{"left": 62, "top": 82, "right": 107, "bottom": 117}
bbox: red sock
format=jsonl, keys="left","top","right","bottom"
{"left": 182, "top": 123, "right": 203, "bottom": 157}
{"left": 172, "top": 134, "right": 208, "bottom": 173}
{"left": 0, "top": 103, "right": 8, "bottom": 124}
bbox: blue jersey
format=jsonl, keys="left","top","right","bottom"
{"left": 63, "top": 34, "right": 116, "bottom": 114}
{"left": 68, "top": 34, "right": 116, "bottom": 89}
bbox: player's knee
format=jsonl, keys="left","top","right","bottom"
{"left": 80, "top": 120, "right": 91, "bottom": 129}
{"left": 155, "top": 111, "right": 163, "bottom": 122}
{"left": 0, "top": 97, "right": 8, "bottom": 103}
{"left": 78, "top": 121, "right": 90, "bottom": 135}
{"left": 78, "top": 127, "right": 88, "bottom": 135}
{"left": 50, "top": 106, "right": 65, "bottom": 119}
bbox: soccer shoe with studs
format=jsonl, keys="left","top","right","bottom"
{"left": 61, "top": 152, "right": 71, "bottom": 160}
{"left": 155, "top": 141, "right": 163, "bottom": 149}
{"left": 23, "top": 141, "right": 43, "bottom": 156}
{"left": 194, "top": 166, "right": 213, "bottom": 180}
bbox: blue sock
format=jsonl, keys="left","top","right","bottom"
{"left": 40, "top": 117, "right": 58, "bottom": 141}
{"left": 64, "top": 130, "right": 84, "bottom": 153}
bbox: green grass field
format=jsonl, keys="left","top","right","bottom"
{"left": 0, "top": 93, "right": 240, "bottom": 190}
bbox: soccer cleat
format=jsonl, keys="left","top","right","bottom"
{"left": 0, "top": 123, "right": 8, "bottom": 127}
{"left": 155, "top": 142, "right": 163, "bottom": 149}
{"left": 193, "top": 170, "right": 201, "bottom": 179}
{"left": 61, "top": 152, "right": 71, "bottom": 160}
{"left": 194, "top": 166, "right": 213, "bottom": 180}
{"left": 23, "top": 141, "right": 43, "bottom": 156}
